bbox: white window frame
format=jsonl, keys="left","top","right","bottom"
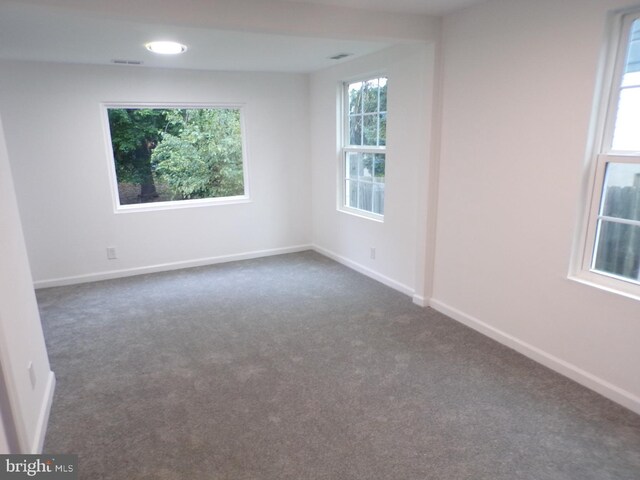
{"left": 101, "top": 102, "right": 250, "bottom": 214}
{"left": 572, "top": 9, "right": 640, "bottom": 300}
{"left": 338, "top": 76, "right": 387, "bottom": 222}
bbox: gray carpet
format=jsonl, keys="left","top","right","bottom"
{"left": 38, "top": 251, "right": 640, "bottom": 479}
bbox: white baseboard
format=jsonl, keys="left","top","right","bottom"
{"left": 30, "top": 371, "right": 55, "bottom": 453}
{"left": 34, "top": 245, "right": 313, "bottom": 289}
{"left": 312, "top": 245, "right": 414, "bottom": 297}
{"left": 412, "top": 294, "right": 428, "bottom": 307}
{"left": 430, "top": 299, "right": 640, "bottom": 416}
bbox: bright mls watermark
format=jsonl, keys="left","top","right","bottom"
{"left": 0, "top": 455, "right": 77, "bottom": 479}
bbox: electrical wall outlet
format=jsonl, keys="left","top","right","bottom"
{"left": 370, "top": 247, "right": 376, "bottom": 260}
{"left": 107, "top": 247, "right": 117, "bottom": 260}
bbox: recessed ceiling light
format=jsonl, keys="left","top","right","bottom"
{"left": 145, "top": 41, "right": 187, "bottom": 55}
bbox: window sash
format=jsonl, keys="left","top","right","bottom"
{"left": 342, "top": 148, "right": 385, "bottom": 217}
{"left": 583, "top": 154, "right": 640, "bottom": 286}
{"left": 341, "top": 77, "right": 387, "bottom": 220}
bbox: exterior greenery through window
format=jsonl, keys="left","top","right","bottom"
{"left": 582, "top": 11, "right": 640, "bottom": 291}
{"left": 106, "top": 106, "right": 246, "bottom": 206}
{"left": 343, "top": 77, "right": 387, "bottom": 217}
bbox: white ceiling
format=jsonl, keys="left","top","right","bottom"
{"left": 282, "top": 0, "right": 487, "bottom": 15}
{"left": 0, "top": 0, "right": 488, "bottom": 73}
{"left": 0, "top": 5, "right": 390, "bottom": 73}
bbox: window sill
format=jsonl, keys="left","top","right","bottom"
{"left": 568, "top": 271, "right": 640, "bottom": 303}
{"left": 337, "top": 206, "right": 384, "bottom": 223}
{"left": 114, "top": 195, "right": 251, "bottom": 214}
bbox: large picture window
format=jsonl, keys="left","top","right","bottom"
{"left": 105, "top": 105, "right": 248, "bottom": 209}
{"left": 578, "top": 10, "right": 640, "bottom": 297}
{"left": 341, "top": 77, "right": 387, "bottom": 219}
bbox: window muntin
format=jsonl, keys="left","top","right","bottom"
{"left": 579, "top": 12, "right": 640, "bottom": 296}
{"left": 342, "top": 77, "right": 387, "bottom": 218}
{"left": 105, "top": 105, "right": 248, "bottom": 210}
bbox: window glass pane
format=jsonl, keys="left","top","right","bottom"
{"left": 379, "top": 78, "right": 388, "bottom": 112}
{"left": 622, "top": 71, "right": 640, "bottom": 88}
{"left": 624, "top": 19, "right": 640, "bottom": 76}
{"left": 611, "top": 86, "right": 640, "bottom": 151}
{"left": 346, "top": 153, "right": 377, "bottom": 181}
{"left": 363, "top": 79, "right": 379, "bottom": 113}
{"left": 373, "top": 154, "right": 385, "bottom": 183}
{"left": 361, "top": 153, "right": 374, "bottom": 179}
{"left": 363, "top": 114, "right": 378, "bottom": 146}
{"left": 107, "top": 107, "right": 245, "bottom": 206}
{"left": 358, "top": 182, "right": 373, "bottom": 211}
{"left": 348, "top": 82, "right": 363, "bottom": 114}
{"left": 593, "top": 220, "right": 640, "bottom": 282}
{"left": 345, "top": 179, "right": 358, "bottom": 209}
{"left": 349, "top": 115, "right": 362, "bottom": 145}
{"left": 346, "top": 152, "right": 358, "bottom": 179}
{"left": 372, "top": 183, "right": 385, "bottom": 215}
{"left": 379, "top": 113, "right": 387, "bottom": 146}
{"left": 612, "top": 19, "right": 640, "bottom": 151}
{"left": 600, "top": 163, "right": 640, "bottom": 220}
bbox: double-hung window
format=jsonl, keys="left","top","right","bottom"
{"left": 341, "top": 77, "right": 387, "bottom": 219}
{"left": 578, "top": 10, "right": 640, "bottom": 297}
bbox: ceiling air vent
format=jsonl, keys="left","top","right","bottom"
{"left": 111, "top": 59, "right": 144, "bottom": 65}
{"left": 328, "top": 53, "right": 353, "bottom": 60}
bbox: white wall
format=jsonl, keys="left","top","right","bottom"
{"left": 434, "top": 0, "right": 640, "bottom": 413}
{"left": 0, "top": 61, "right": 311, "bottom": 285}
{"left": 310, "top": 44, "right": 436, "bottom": 296}
{"left": 0, "top": 114, "right": 55, "bottom": 452}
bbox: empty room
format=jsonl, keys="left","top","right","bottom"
{"left": 0, "top": 0, "right": 639, "bottom": 478}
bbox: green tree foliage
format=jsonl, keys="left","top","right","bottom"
{"left": 348, "top": 78, "right": 387, "bottom": 147}
{"left": 108, "top": 108, "right": 173, "bottom": 201}
{"left": 107, "top": 107, "right": 245, "bottom": 203}
{"left": 151, "top": 109, "right": 244, "bottom": 200}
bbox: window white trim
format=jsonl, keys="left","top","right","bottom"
{"left": 101, "top": 102, "right": 250, "bottom": 213}
{"left": 571, "top": 9, "right": 640, "bottom": 300}
{"left": 338, "top": 75, "right": 387, "bottom": 221}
